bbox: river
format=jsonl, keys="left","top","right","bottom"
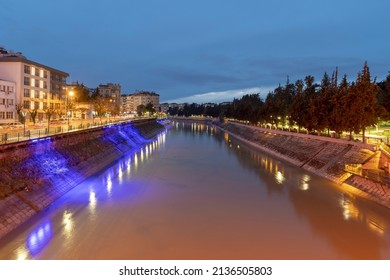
{"left": 0, "top": 121, "right": 389, "bottom": 259}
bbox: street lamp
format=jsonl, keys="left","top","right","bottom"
{"left": 92, "top": 111, "right": 97, "bottom": 126}
{"left": 66, "top": 90, "right": 74, "bottom": 130}
{"left": 21, "top": 110, "right": 27, "bottom": 136}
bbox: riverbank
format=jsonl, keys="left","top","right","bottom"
{"left": 0, "top": 119, "right": 165, "bottom": 239}
{"left": 216, "top": 121, "right": 390, "bottom": 209}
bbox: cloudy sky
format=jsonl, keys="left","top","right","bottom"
{"left": 1, "top": 0, "right": 389, "bottom": 103}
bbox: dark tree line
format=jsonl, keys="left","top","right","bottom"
{"left": 169, "top": 63, "right": 390, "bottom": 141}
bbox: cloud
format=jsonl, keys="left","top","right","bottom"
{"left": 163, "top": 86, "right": 273, "bottom": 104}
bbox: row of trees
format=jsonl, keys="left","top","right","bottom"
{"left": 169, "top": 62, "right": 390, "bottom": 141}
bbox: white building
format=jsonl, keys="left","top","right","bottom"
{"left": 0, "top": 46, "right": 69, "bottom": 122}
{"left": 0, "top": 79, "right": 16, "bottom": 124}
{"left": 121, "top": 91, "right": 160, "bottom": 114}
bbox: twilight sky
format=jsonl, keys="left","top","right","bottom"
{"left": 1, "top": 0, "right": 389, "bottom": 103}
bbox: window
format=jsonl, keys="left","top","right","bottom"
{"left": 43, "top": 102, "right": 48, "bottom": 110}
{"left": 6, "top": 112, "right": 13, "bottom": 119}
{"left": 24, "top": 65, "right": 30, "bottom": 74}
{"left": 7, "top": 99, "right": 14, "bottom": 105}
{"left": 43, "top": 81, "right": 47, "bottom": 89}
{"left": 0, "top": 112, "right": 5, "bottom": 119}
{"left": 41, "top": 92, "right": 47, "bottom": 99}
{"left": 0, "top": 98, "right": 4, "bottom": 105}
{"left": 23, "top": 101, "right": 30, "bottom": 109}
{"left": 44, "top": 71, "right": 48, "bottom": 78}
{"left": 24, "top": 89, "right": 30, "bottom": 97}
{"left": 35, "top": 79, "right": 39, "bottom": 87}
{"left": 34, "top": 68, "right": 40, "bottom": 76}
{"left": 50, "top": 103, "right": 54, "bottom": 109}
{"left": 24, "top": 77, "right": 30, "bottom": 86}
{"left": 34, "top": 101, "right": 39, "bottom": 110}
{"left": 55, "top": 103, "right": 60, "bottom": 109}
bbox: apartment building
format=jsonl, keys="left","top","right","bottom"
{"left": 0, "top": 79, "right": 16, "bottom": 124}
{"left": 0, "top": 47, "right": 69, "bottom": 122}
{"left": 121, "top": 91, "right": 160, "bottom": 114}
{"left": 98, "top": 83, "right": 121, "bottom": 115}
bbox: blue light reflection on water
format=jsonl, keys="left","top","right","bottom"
{"left": 26, "top": 221, "right": 52, "bottom": 256}
{"left": 20, "top": 129, "right": 167, "bottom": 259}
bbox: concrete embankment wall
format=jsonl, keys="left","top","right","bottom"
{"left": 0, "top": 119, "right": 165, "bottom": 239}
{"left": 219, "top": 121, "right": 390, "bottom": 208}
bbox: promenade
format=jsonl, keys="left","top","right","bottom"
{"left": 0, "top": 117, "right": 135, "bottom": 146}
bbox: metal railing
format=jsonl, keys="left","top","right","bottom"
{"left": 0, "top": 118, "right": 148, "bottom": 145}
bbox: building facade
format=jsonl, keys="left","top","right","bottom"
{"left": 0, "top": 47, "right": 69, "bottom": 122}
{"left": 98, "top": 83, "right": 121, "bottom": 115}
{"left": 0, "top": 79, "right": 16, "bottom": 124}
{"left": 120, "top": 91, "right": 160, "bottom": 114}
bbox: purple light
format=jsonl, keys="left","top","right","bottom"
{"left": 26, "top": 221, "right": 52, "bottom": 256}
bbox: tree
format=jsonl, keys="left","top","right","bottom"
{"left": 29, "top": 109, "right": 38, "bottom": 124}
{"left": 329, "top": 71, "right": 348, "bottom": 137}
{"left": 71, "top": 83, "right": 91, "bottom": 102}
{"left": 290, "top": 79, "right": 305, "bottom": 131}
{"left": 376, "top": 72, "right": 390, "bottom": 119}
{"left": 336, "top": 75, "right": 354, "bottom": 137}
{"left": 310, "top": 72, "right": 332, "bottom": 135}
{"left": 145, "top": 102, "right": 156, "bottom": 115}
{"left": 291, "top": 76, "right": 317, "bottom": 133}
{"left": 350, "top": 62, "right": 379, "bottom": 142}
{"left": 91, "top": 96, "right": 108, "bottom": 121}
{"left": 15, "top": 103, "right": 24, "bottom": 123}
{"left": 137, "top": 104, "right": 146, "bottom": 116}
{"left": 44, "top": 108, "right": 56, "bottom": 131}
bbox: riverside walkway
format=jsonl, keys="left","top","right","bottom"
{"left": 0, "top": 117, "right": 149, "bottom": 146}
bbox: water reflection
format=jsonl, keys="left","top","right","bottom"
{"left": 219, "top": 128, "right": 390, "bottom": 258}
{"left": 89, "top": 190, "right": 97, "bottom": 212}
{"left": 26, "top": 221, "right": 52, "bottom": 256}
{"left": 300, "top": 174, "right": 310, "bottom": 191}
{"left": 62, "top": 211, "right": 74, "bottom": 238}
{"left": 1, "top": 124, "right": 389, "bottom": 259}
{"left": 16, "top": 247, "right": 29, "bottom": 260}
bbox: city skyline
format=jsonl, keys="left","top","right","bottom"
{"left": 1, "top": 0, "right": 389, "bottom": 103}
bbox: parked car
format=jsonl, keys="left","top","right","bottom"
{"left": 7, "top": 122, "right": 24, "bottom": 129}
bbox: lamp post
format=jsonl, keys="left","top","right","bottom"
{"left": 21, "top": 110, "right": 27, "bottom": 136}
{"left": 66, "top": 90, "right": 74, "bottom": 131}
{"left": 92, "top": 111, "right": 97, "bottom": 126}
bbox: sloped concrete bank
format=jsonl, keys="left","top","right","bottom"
{"left": 0, "top": 119, "right": 165, "bottom": 239}
{"left": 217, "top": 121, "right": 390, "bottom": 209}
